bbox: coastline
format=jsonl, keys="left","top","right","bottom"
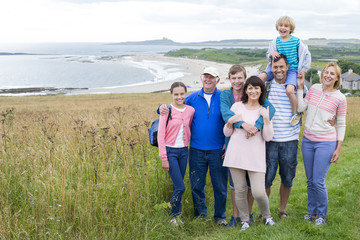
{"left": 70, "top": 54, "right": 262, "bottom": 94}
{"left": 0, "top": 54, "right": 262, "bottom": 96}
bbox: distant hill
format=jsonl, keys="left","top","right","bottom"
{"left": 110, "top": 37, "right": 360, "bottom": 48}
{"left": 110, "top": 37, "right": 271, "bottom": 46}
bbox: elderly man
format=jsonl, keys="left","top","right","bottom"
{"left": 160, "top": 67, "right": 228, "bottom": 225}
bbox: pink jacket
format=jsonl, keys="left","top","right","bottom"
{"left": 158, "top": 105, "right": 195, "bottom": 161}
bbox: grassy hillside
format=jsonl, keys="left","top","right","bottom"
{"left": 165, "top": 46, "right": 360, "bottom": 71}
{"left": 0, "top": 94, "right": 359, "bottom": 239}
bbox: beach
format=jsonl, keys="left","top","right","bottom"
{"left": 71, "top": 54, "right": 262, "bottom": 95}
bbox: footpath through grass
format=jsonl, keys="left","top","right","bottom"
{"left": 0, "top": 94, "right": 359, "bottom": 239}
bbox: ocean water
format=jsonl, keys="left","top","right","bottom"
{"left": 0, "top": 43, "right": 203, "bottom": 96}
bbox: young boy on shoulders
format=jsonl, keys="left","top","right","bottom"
{"left": 258, "top": 16, "right": 311, "bottom": 126}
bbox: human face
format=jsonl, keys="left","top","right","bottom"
{"left": 201, "top": 74, "right": 219, "bottom": 93}
{"left": 229, "top": 71, "right": 245, "bottom": 93}
{"left": 277, "top": 23, "right": 291, "bottom": 40}
{"left": 271, "top": 58, "right": 289, "bottom": 84}
{"left": 245, "top": 84, "right": 262, "bottom": 102}
{"left": 171, "top": 86, "right": 186, "bottom": 107}
{"left": 322, "top": 66, "right": 338, "bottom": 90}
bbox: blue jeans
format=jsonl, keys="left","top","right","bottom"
{"left": 166, "top": 146, "right": 189, "bottom": 217}
{"left": 189, "top": 147, "right": 228, "bottom": 220}
{"left": 265, "top": 140, "right": 298, "bottom": 188}
{"left": 302, "top": 137, "right": 337, "bottom": 218}
{"left": 265, "top": 65, "right": 298, "bottom": 87}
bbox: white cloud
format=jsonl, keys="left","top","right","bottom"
{"left": 0, "top": 0, "right": 359, "bottom": 43}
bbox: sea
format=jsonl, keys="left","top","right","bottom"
{"left": 0, "top": 42, "right": 261, "bottom": 96}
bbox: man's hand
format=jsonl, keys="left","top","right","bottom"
{"left": 328, "top": 116, "right": 336, "bottom": 126}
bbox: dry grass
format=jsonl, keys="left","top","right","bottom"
{"left": 0, "top": 93, "right": 358, "bottom": 239}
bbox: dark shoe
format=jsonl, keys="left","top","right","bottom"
{"left": 226, "top": 215, "right": 241, "bottom": 228}
{"left": 279, "top": 211, "right": 288, "bottom": 218}
{"left": 249, "top": 213, "right": 255, "bottom": 222}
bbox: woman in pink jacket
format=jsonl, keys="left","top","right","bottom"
{"left": 222, "top": 76, "right": 276, "bottom": 230}
{"left": 157, "top": 82, "right": 195, "bottom": 226}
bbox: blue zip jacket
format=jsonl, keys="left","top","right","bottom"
{"left": 220, "top": 88, "right": 276, "bottom": 146}
{"left": 185, "top": 88, "right": 225, "bottom": 150}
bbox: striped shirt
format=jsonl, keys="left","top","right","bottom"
{"left": 297, "top": 84, "right": 347, "bottom": 142}
{"left": 276, "top": 36, "right": 300, "bottom": 70}
{"left": 268, "top": 79, "right": 300, "bottom": 142}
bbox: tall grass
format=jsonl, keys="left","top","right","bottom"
{"left": 0, "top": 94, "right": 359, "bottom": 239}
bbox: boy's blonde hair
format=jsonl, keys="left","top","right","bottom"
{"left": 320, "top": 62, "right": 342, "bottom": 89}
{"left": 276, "top": 16, "right": 295, "bottom": 34}
{"left": 228, "top": 64, "right": 247, "bottom": 79}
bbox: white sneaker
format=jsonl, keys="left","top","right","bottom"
{"left": 169, "top": 218, "right": 178, "bottom": 226}
{"left": 290, "top": 113, "right": 301, "bottom": 126}
{"left": 240, "top": 221, "right": 250, "bottom": 231}
{"left": 176, "top": 217, "right": 184, "bottom": 225}
{"left": 315, "top": 217, "right": 326, "bottom": 226}
{"left": 265, "top": 217, "right": 277, "bottom": 226}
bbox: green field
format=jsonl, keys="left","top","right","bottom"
{"left": 0, "top": 94, "right": 359, "bottom": 239}
{"left": 165, "top": 46, "right": 360, "bottom": 71}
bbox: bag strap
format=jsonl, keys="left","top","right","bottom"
{"left": 165, "top": 105, "right": 172, "bottom": 127}
{"left": 265, "top": 80, "right": 271, "bottom": 98}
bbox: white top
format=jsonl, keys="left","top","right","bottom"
{"left": 267, "top": 79, "right": 300, "bottom": 142}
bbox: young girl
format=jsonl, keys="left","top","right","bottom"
{"left": 157, "top": 82, "right": 195, "bottom": 226}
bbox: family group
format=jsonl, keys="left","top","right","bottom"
{"left": 156, "top": 16, "right": 347, "bottom": 230}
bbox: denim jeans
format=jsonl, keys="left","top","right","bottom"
{"left": 189, "top": 147, "right": 228, "bottom": 220}
{"left": 265, "top": 140, "right": 298, "bottom": 188}
{"left": 166, "top": 146, "right": 189, "bottom": 217}
{"left": 265, "top": 65, "right": 298, "bottom": 87}
{"left": 302, "top": 137, "right": 337, "bottom": 218}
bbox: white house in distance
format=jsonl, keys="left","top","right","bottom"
{"left": 341, "top": 69, "right": 360, "bottom": 90}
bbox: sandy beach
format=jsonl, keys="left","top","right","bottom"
{"left": 73, "top": 54, "right": 262, "bottom": 94}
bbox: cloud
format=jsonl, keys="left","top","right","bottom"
{"left": 0, "top": 0, "right": 359, "bottom": 43}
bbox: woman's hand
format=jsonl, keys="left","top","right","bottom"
{"left": 330, "top": 149, "right": 340, "bottom": 163}
{"left": 162, "top": 160, "right": 170, "bottom": 171}
{"left": 297, "top": 72, "right": 305, "bottom": 90}
{"left": 330, "top": 141, "right": 342, "bottom": 163}
{"left": 242, "top": 123, "right": 259, "bottom": 138}
{"left": 228, "top": 114, "right": 242, "bottom": 124}
{"left": 260, "top": 106, "right": 270, "bottom": 119}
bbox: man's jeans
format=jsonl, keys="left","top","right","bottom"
{"left": 189, "top": 147, "right": 228, "bottom": 220}
{"left": 265, "top": 140, "right": 298, "bottom": 188}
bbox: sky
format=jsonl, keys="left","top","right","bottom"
{"left": 1, "top": 0, "right": 360, "bottom": 43}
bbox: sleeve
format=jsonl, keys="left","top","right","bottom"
{"left": 298, "top": 41, "right": 312, "bottom": 73}
{"left": 254, "top": 98, "right": 276, "bottom": 130}
{"left": 297, "top": 88, "right": 309, "bottom": 113}
{"left": 223, "top": 123, "right": 234, "bottom": 137}
{"left": 336, "top": 98, "right": 347, "bottom": 141}
{"left": 261, "top": 121, "right": 274, "bottom": 142}
{"left": 157, "top": 113, "right": 169, "bottom": 161}
{"left": 266, "top": 39, "right": 277, "bottom": 62}
{"left": 220, "top": 91, "right": 244, "bottom": 129}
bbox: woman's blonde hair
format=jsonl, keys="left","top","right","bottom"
{"left": 276, "top": 16, "right": 295, "bottom": 34}
{"left": 320, "top": 62, "right": 342, "bottom": 89}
